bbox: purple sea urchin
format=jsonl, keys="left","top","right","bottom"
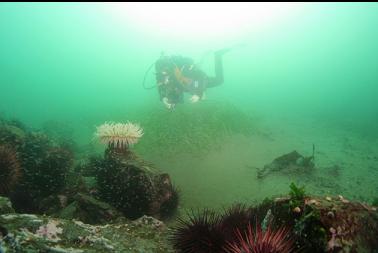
{"left": 170, "top": 209, "right": 226, "bottom": 253}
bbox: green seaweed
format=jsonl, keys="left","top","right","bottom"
{"left": 289, "top": 182, "right": 306, "bottom": 210}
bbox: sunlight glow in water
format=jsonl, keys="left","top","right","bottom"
{"left": 110, "top": 2, "right": 302, "bottom": 40}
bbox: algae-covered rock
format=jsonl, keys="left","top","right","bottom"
{"left": 0, "top": 118, "right": 74, "bottom": 214}
{"left": 0, "top": 124, "right": 26, "bottom": 149}
{"left": 256, "top": 194, "right": 378, "bottom": 252}
{"left": 0, "top": 213, "right": 174, "bottom": 253}
{"left": 94, "top": 148, "right": 179, "bottom": 220}
{"left": 0, "top": 196, "right": 15, "bottom": 214}
{"left": 58, "top": 193, "right": 123, "bottom": 224}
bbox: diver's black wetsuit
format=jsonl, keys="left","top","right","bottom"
{"left": 208, "top": 49, "right": 227, "bottom": 87}
{"left": 155, "top": 49, "right": 227, "bottom": 106}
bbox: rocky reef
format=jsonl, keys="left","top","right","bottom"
{"left": 0, "top": 196, "right": 174, "bottom": 252}
{"left": 0, "top": 118, "right": 74, "bottom": 213}
{"left": 0, "top": 117, "right": 179, "bottom": 222}
{"left": 1, "top": 186, "right": 378, "bottom": 252}
{"left": 169, "top": 184, "right": 378, "bottom": 253}
{"left": 1, "top": 115, "right": 378, "bottom": 253}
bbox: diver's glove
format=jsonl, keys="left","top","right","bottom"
{"left": 162, "top": 97, "right": 174, "bottom": 109}
{"left": 190, "top": 95, "right": 200, "bottom": 103}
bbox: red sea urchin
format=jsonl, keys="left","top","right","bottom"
{"left": 0, "top": 145, "right": 21, "bottom": 196}
{"left": 225, "top": 222, "right": 295, "bottom": 253}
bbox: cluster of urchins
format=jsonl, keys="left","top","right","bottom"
{"left": 170, "top": 204, "right": 296, "bottom": 253}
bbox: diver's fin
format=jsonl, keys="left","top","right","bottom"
{"left": 215, "top": 43, "right": 247, "bottom": 56}
{"left": 215, "top": 47, "right": 232, "bottom": 56}
{"left": 233, "top": 43, "right": 247, "bottom": 48}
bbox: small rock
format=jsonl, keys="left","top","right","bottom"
{"left": 330, "top": 227, "right": 336, "bottom": 234}
{"left": 338, "top": 195, "right": 350, "bottom": 204}
{"left": 293, "top": 207, "right": 301, "bottom": 213}
{"left": 327, "top": 211, "right": 335, "bottom": 219}
{"left": 306, "top": 199, "right": 320, "bottom": 206}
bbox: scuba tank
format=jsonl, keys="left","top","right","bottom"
{"left": 142, "top": 52, "right": 200, "bottom": 90}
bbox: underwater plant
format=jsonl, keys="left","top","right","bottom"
{"left": 95, "top": 121, "right": 143, "bottom": 149}
{"left": 224, "top": 222, "right": 295, "bottom": 253}
{"left": 289, "top": 182, "right": 306, "bottom": 211}
{"left": 0, "top": 145, "right": 21, "bottom": 196}
{"left": 170, "top": 209, "right": 226, "bottom": 253}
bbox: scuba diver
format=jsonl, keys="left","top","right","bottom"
{"left": 154, "top": 48, "right": 232, "bottom": 109}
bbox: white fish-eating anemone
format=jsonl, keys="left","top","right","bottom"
{"left": 95, "top": 122, "right": 144, "bottom": 149}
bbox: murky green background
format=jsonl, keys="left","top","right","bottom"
{"left": 1, "top": 3, "right": 377, "bottom": 211}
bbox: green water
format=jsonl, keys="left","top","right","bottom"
{"left": 1, "top": 3, "right": 378, "bottom": 212}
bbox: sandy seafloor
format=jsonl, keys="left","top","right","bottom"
{"left": 141, "top": 113, "right": 378, "bottom": 214}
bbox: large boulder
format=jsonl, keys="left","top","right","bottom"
{"left": 93, "top": 148, "right": 179, "bottom": 220}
